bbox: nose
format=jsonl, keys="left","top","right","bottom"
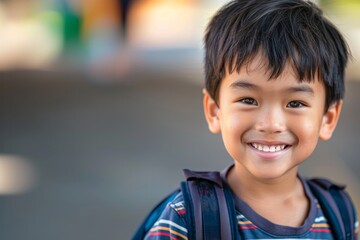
{"left": 254, "top": 107, "right": 286, "bottom": 134}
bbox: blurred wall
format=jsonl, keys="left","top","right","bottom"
{"left": 0, "top": 0, "right": 359, "bottom": 78}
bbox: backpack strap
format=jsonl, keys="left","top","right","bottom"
{"left": 307, "top": 178, "right": 355, "bottom": 240}
{"left": 181, "top": 169, "right": 238, "bottom": 240}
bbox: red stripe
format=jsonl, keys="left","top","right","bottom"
{"left": 177, "top": 210, "right": 186, "bottom": 215}
{"left": 239, "top": 225, "right": 257, "bottom": 230}
{"left": 148, "top": 232, "right": 171, "bottom": 237}
{"left": 148, "top": 232, "right": 180, "bottom": 240}
{"left": 310, "top": 228, "right": 331, "bottom": 233}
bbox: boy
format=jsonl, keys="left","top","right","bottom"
{"left": 137, "top": 0, "right": 359, "bottom": 238}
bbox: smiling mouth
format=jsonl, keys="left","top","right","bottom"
{"left": 250, "top": 143, "right": 290, "bottom": 153}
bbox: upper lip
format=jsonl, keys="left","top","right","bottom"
{"left": 248, "top": 140, "right": 291, "bottom": 146}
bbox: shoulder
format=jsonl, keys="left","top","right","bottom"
{"left": 144, "top": 192, "right": 188, "bottom": 240}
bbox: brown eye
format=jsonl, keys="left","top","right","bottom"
{"left": 287, "top": 101, "right": 305, "bottom": 108}
{"left": 240, "top": 98, "right": 257, "bottom": 105}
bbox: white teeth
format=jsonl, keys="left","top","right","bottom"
{"left": 251, "top": 143, "right": 287, "bottom": 152}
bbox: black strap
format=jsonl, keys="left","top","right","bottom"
{"left": 222, "top": 181, "right": 238, "bottom": 239}
{"left": 181, "top": 169, "right": 237, "bottom": 240}
{"left": 198, "top": 180, "right": 221, "bottom": 239}
{"left": 329, "top": 189, "right": 353, "bottom": 240}
{"left": 308, "top": 178, "right": 354, "bottom": 240}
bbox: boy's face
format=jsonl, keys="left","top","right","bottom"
{"left": 204, "top": 54, "right": 342, "bottom": 181}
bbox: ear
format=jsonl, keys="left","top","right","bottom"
{"left": 203, "top": 89, "right": 221, "bottom": 134}
{"left": 319, "top": 100, "right": 343, "bottom": 141}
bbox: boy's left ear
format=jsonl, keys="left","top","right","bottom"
{"left": 319, "top": 100, "right": 343, "bottom": 141}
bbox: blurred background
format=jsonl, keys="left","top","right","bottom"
{"left": 0, "top": 0, "right": 359, "bottom": 239}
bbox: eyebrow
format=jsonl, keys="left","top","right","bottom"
{"left": 229, "top": 80, "right": 315, "bottom": 95}
{"left": 229, "top": 80, "right": 260, "bottom": 90}
{"left": 288, "top": 85, "right": 314, "bottom": 96}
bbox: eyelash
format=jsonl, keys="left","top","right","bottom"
{"left": 286, "top": 101, "right": 306, "bottom": 108}
{"left": 239, "top": 98, "right": 258, "bottom": 105}
{"left": 239, "top": 98, "right": 306, "bottom": 108}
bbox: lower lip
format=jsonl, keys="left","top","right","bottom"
{"left": 248, "top": 144, "right": 290, "bottom": 160}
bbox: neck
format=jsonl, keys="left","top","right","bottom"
{"left": 226, "top": 164, "right": 309, "bottom": 227}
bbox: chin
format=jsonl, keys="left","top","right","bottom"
{"left": 250, "top": 167, "right": 295, "bottom": 181}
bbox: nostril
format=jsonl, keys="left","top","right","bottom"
{"left": 255, "top": 124, "right": 285, "bottom": 134}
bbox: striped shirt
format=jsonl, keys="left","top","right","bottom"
{"left": 144, "top": 177, "right": 358, "bottom": 239}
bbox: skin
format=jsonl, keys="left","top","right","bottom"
{"left": 203, "top": 53, "right": 343, "bottom": 227}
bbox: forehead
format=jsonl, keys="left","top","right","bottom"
{"left": 229, "top": 52, "right": 299, "bottom": 80}
{"left": 221, "top": 53, "right": 326, "bottom": 95}
{"left": 227, "top": 51, "right": 321, "bottom": 81}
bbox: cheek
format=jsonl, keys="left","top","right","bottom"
{"left": 291, "top": 112, "right": 323, "bottom": 137}
{"left": 220, "top": 116, "right": 240, "bottom": 146}
{"left": 227, "top": 115, "right": 241, "bottom": 132}
{"left": 302, "top": 121, "right": 319, "bottom": 136}
{"left": 291, "top": 115, "right": 322, "bottom": 154}
{"left": 223, "top": 112, "right": 252, "bottom": 136}
{"left": 219, "top": 111, "right": 248, "bottom": 151}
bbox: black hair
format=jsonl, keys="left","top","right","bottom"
{"left": 204, "top": 0, "right": 350, "bottom": 110}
